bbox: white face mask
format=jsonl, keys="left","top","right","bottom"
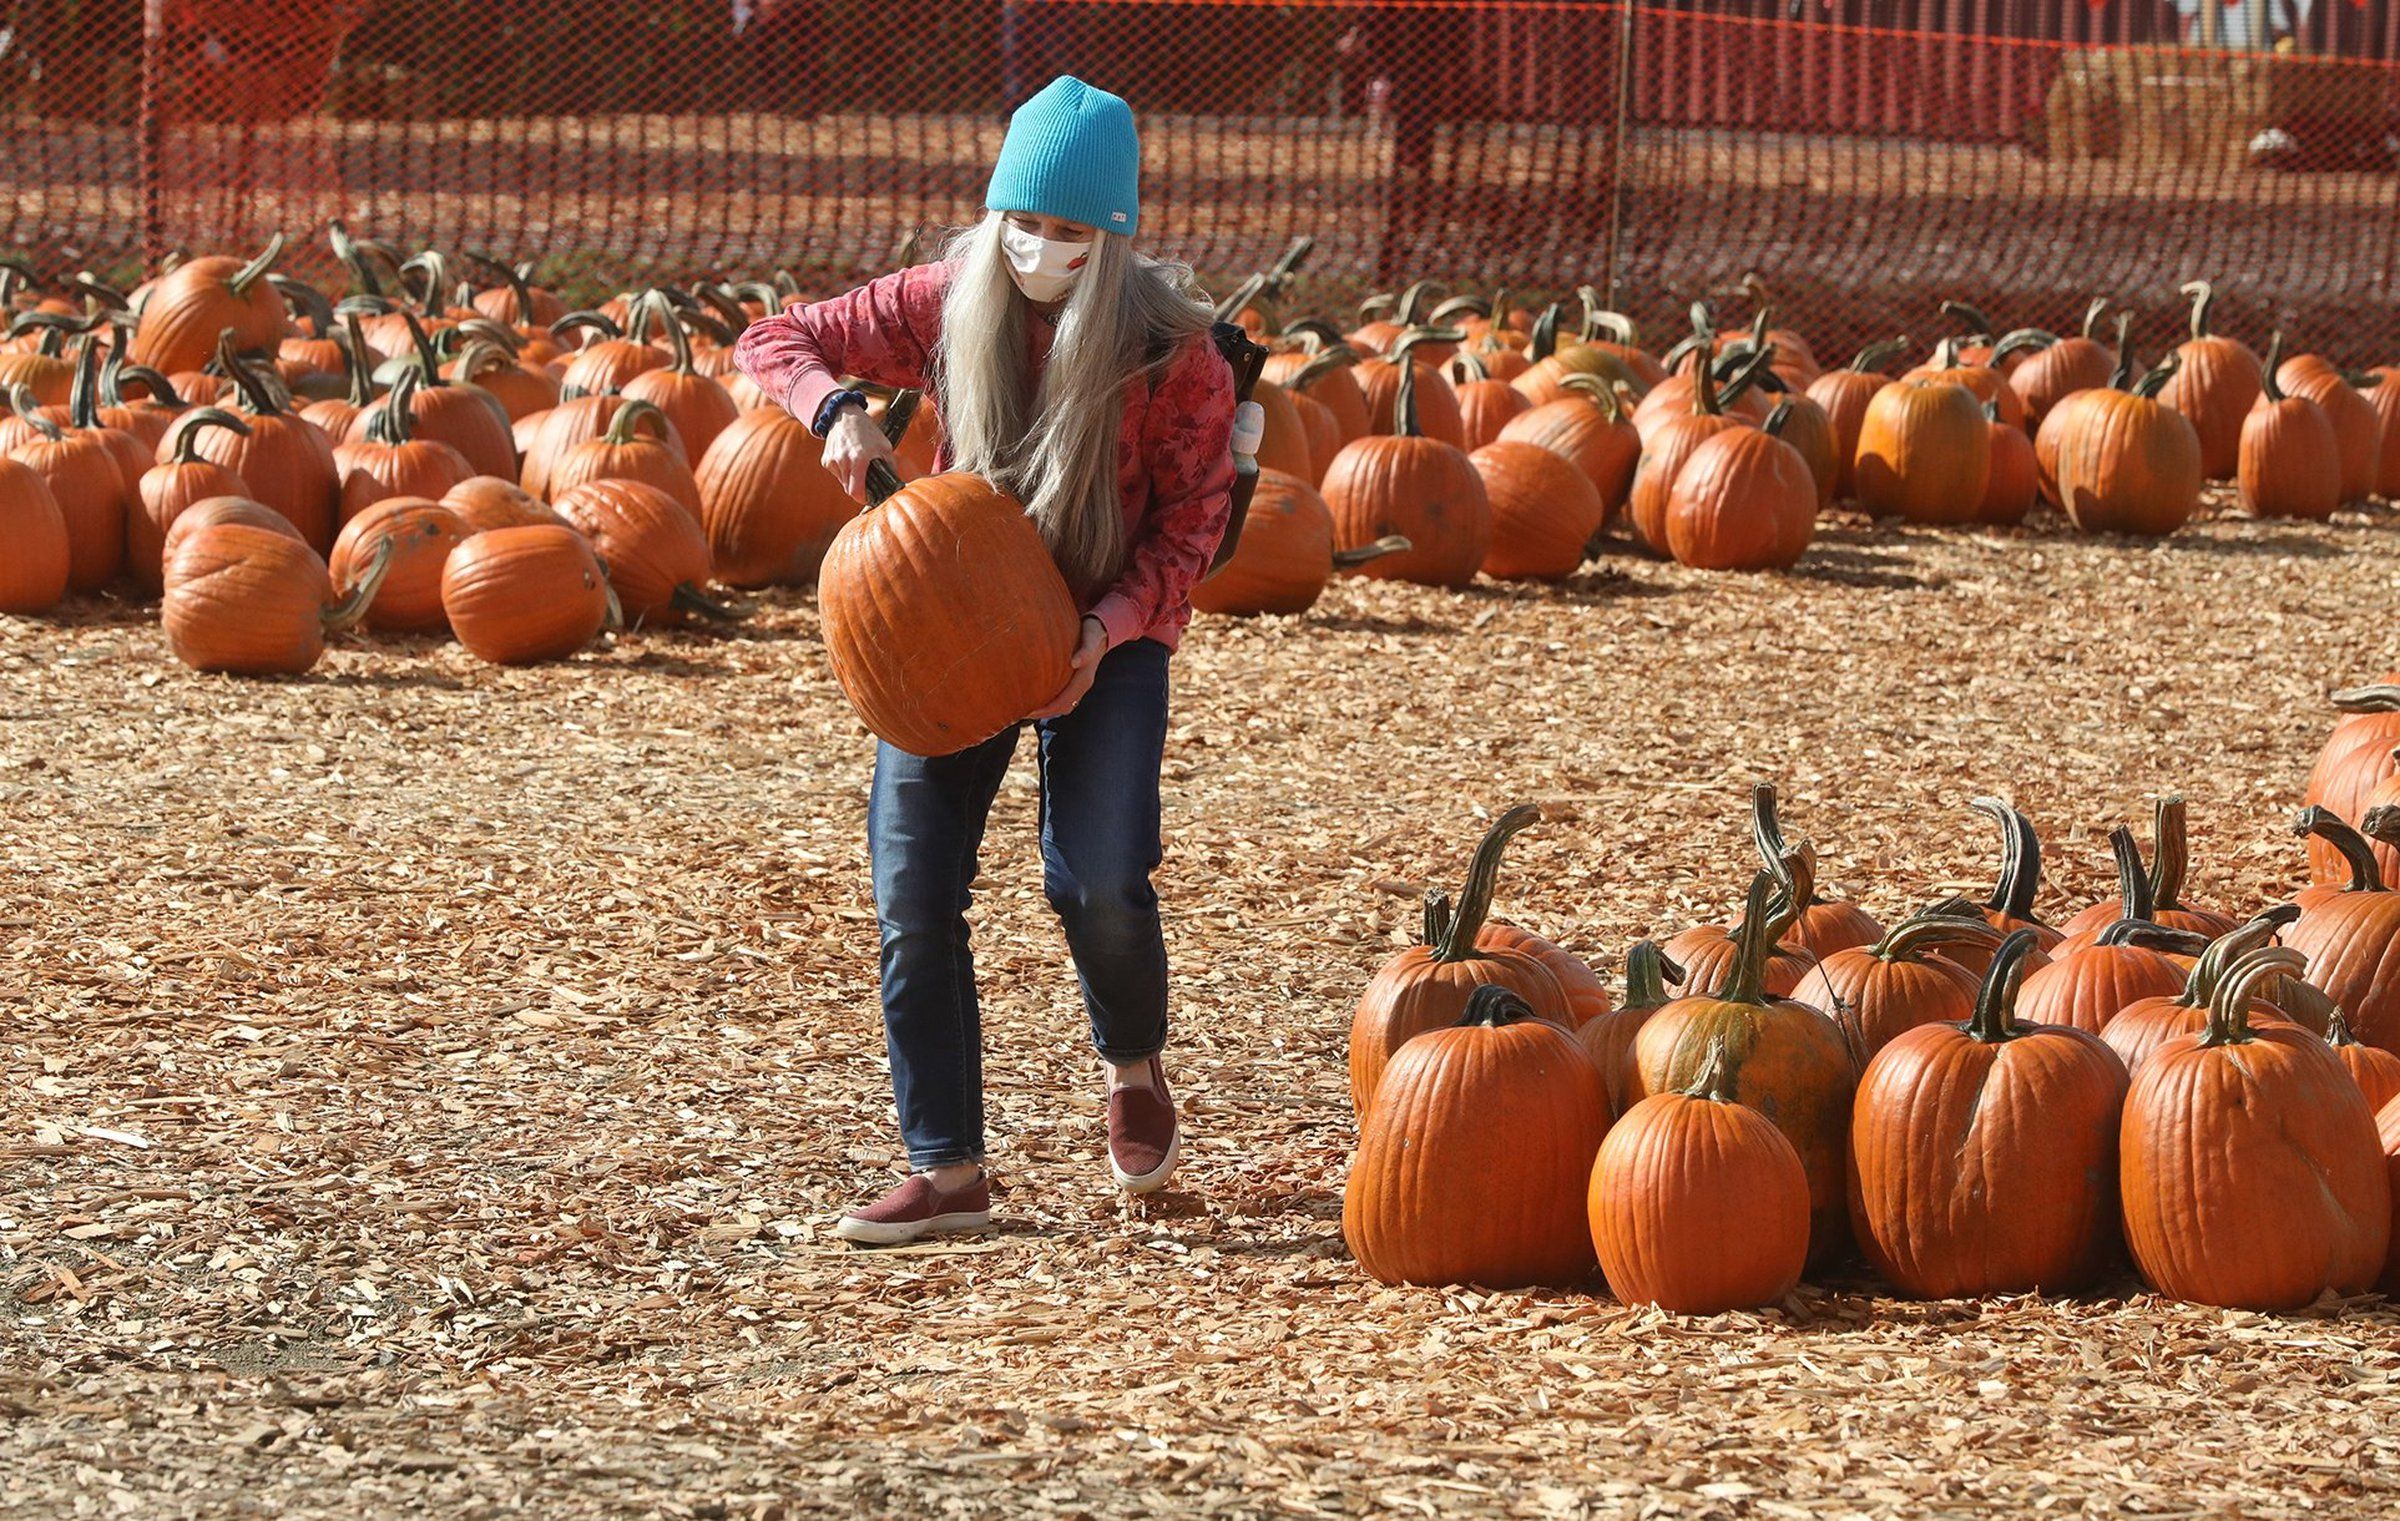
{"left": 999, "top": 222, "right": 1089, "bottom": 305}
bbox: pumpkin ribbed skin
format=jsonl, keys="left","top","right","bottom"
{"left": 330, "top": 497, "right": 468, "bottom": 635}
{"left": 2329, "top": 1014, "right": 2400, "bottom": 1113}
{"left": 333, "top": 403, "right": 476, "bottom": 528}
{"left": 1589, "top": 1071, "right": 1807, "bottom": 1312}
{"left": 622, "top": 330, "right": 740, "bottom": 466}
{"left": 541, "top": 399, "right": 701, "bottom": 518}
{"left": 129, "top": 240, "right": 289, "bottom": 374}
{"left": 1853, "top": 380, "right": 1988, "bottom": 525}
{"left": 1453, "top": 377, "right": 1531, "bottom": 452}
{"left": 1265, "top": 353, "right": 1369, "bottom": 453}
{"left": 1320, "top": 433, "right": 1489, "bottom": 588}
{"left": 2010, "top": 335, "right": 2115, "bottom": 429}
{"left": 2015, "top": 940, "right": 2190, "bottom": 1035}
{"left": 1249, "top": 379, "right": 1319, "bottom": 480}
{"left": 1662, "top": 923, "right": 1814, "bottom": 1001}
{"left": 2305, "top": 680, "right": 2400, "bottom": 887}
{"left": 1481, "top": 922, "right": 1611, "bottom": 1030}
{"left": 1497, "top": 391, "right": 1640, "bottom": 516}
{"left": 521, "top": 395, "right": 689, "bottom": 503}
{"left": 2240, "top": 389, "right": 2342, "bottom": 520}
{"left": 1471, "top": 441, "right": 1601, "bottom": 582}
{"left": 2283, "top": 888, "right": 2400, "bottom": 1053}
{"left": 1662, "top": 423, "right": 1816, "bottom": 572}
{"left": 440, "top": 524, "right": 609, "bottom": 664}
{"left": 2356, "top": 369, "right": 2400, "bottom": 498}
{"left": 1849, "top": 933, "right": 2130, "bottom": 1298}
{"left": 1356, "top": 356, "right": 1464, "bottom": 446}
{"left": 2120, "top": 951, "right": 2389, "bottom": 1308}
{"left": 1576, "top": 943, "right": 1682, "bottom": 1121}
{"left": 162, "top": 523, "right": 347, "bottom": 674}
{"left": 349, "top": 378, "right": 517, "bottom": 486}
{"left": 1345, "top": 987, "right": 1609, "bottom": 1289}
{"left": 132, "top": 414, "right": 251, "bottom": 597}
{"left": 695, "top": 408, "right": 854, "bottom": 587}
{"left": 2158, "top": 322, "right": 2261, "bottom": 482}
{"left": 0, "top": 459, "right": 70, "bottom": 613}
{"left": 818, "top": 472, "right": 1078, "bottom": 758}
{"left": 1979, "top": 420, "right": 2038, "bottom": 525}
{"left": 2276, "top": 359, "right": 2375, "bottom": 505}
{"left": 1793, "top": 917, "right": 1994, "bottom": 1064}
{"left": 161, "top": 496, "right": 304, "bottom": 558}
{"left": 160, "top": 401, "right": 338, "bottom": 555}
{"left": 441, "top": 475, "right": 564, "bottom": 535}
{"left": 8, "top": 424, "right": 127, "bottom": 593}
{"left": 551, "top": 478, "right": 715, "bottom": 627}
{"left": 1191, "top": 470, "right": 1342, "bottom": 617}
{"left": 1805, "top": 367, "right": 1890, "bottom": 500}
{"left": 1627, "top": 412, "right": 1744, "bottom": 555}
{"left": 2053, "top": 390, "right": 2203, "bottom": 537}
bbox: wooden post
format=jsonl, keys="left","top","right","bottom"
{"left": 139, "top": 0, "right": 167, "bottom": 271}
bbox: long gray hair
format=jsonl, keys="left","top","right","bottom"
{"left": 933, "top": 213, "right": 1212, "bottom": 599}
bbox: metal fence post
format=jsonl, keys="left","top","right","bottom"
{"left": 1603, "top": 0, "right": 1636, "bottom": 306}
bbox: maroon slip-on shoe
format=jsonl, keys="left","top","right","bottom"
{"left": 834, "top": 1170, "right": 992, "bottom": 1246}
{"left": 1108, "top": 1056, "right": 1180, "bottom": 1194}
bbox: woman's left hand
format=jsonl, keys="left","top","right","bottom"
{"left": 1028, "top": 617, "right": 1109, "bottom": 720}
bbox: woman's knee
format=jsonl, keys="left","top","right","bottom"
{"left": 1044, "top": 868, "right": 1160, "bottom": 941}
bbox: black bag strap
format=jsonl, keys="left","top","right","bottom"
{"left": 1206, "top": 320, "right": 1270, "bottom": 575}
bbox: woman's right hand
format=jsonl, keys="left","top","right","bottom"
{"left": 822, "top": 405, "right": 901, "bottom": 503}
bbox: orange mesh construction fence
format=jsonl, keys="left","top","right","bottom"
{"left": 7, "top": 0, "right": 2400, "bottom": 358}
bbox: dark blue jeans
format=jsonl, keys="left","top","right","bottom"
{"left": 867, "top": 638, "right": 1172, "bottom": 1169}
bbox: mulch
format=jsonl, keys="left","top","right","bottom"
{"left": 5, "top": 491, "right": 2400, "bottom": 1518}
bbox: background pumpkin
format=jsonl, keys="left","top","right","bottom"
{"left": 440, "top": 523, "right": 613, "bottom": 665}
{"left": 1471, "top": 440, "right": 1602, "bottom": 582}
{"left": 330, "top": 497, "right": 469, "bottom": 636}
{"left": 0, "top": 457, "right": 70, "bottom": 614}
{"left": 162, "top": 521, "right": 387, "bottom": 676}
{"left": 1319, "top": 362, "right": 1490, "bottom": 589}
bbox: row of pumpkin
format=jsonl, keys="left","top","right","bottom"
{"left": 1344, "top": 764, "right": 2400, "bottom": 1313}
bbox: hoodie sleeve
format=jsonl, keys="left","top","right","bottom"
{"left": 729, "top": 263, "right": 950, "bottom": 430}
{"left": 1086, "top": 334, "right": 1237, "bottom": 649}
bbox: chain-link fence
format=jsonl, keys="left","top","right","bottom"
{"left": 6, "top": 0, "right": 2399, "bottom": 358}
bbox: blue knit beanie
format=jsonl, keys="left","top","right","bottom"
{"left": 987, "top": 76, "right": 1142, "bottom": 237}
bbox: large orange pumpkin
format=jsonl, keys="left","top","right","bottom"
{"left": 2273, "top": 350, "right": 2376, "bottom": 507}
{"left": 817, "top": 467, "right": 1078, "bottom": 757}
{"left": 162, "top": 521, "right": 387, "bottom": 675}
{"left": 2120, "top": 947, "right": 2389, "bottom": 1308}
{"left": 1626, "top": 341, "right": 1755, "bottom": 555}
{"left": 130, "top": 408, "right": 250, "bottom": 597}
{"left": 440, "top": 524, "right": 614, "bottom": 665}
{"left": 1495, "top": 374, "right": 1640, "bottom": 520}
{"left": 441, "top": 475, "right": 564, "bottom": 536}
{"left": 2284, "top": 804, "right": 2400, "bottom": 1053}
{"left": 2240, "top": 335, "right": 2343, "bottom": 520}
{"left": 622, "top": 294, "right": 740, "bottom": 464}
{"left": 129, "top": 234, "right": 289, "bottom": 374}
{"left": 331, "top": 370, "right": 476, "bottom": 527}
{"left": 2305, "top": 678, "right": 2400, "bottom": 888}
{"left": 2156, "top": 281, "right": 2262, "bottom": 482}
{"left": 695, "top": 406, "right": 855, "bottom": 587}
{"left": 2103, "top": 914, "right": 2312, "bottom": 1076}
{"left": 1852, "top": 378, "right": 1988, "bottom": 525}
{"left": 1345, "top": 984, "right": 1610, "bottom": 1289}
{"left": 551, "top": 477, "right": 727, "bottom": 628}
{"left": 330, "top": 497, "right": 469, "bottom": 635}
{"left": 2007, "top": 299, "right": 2117, "bottom": 429}
{"left": 1319, "top": 363, "right": 1490, "bottom": 588}
{"left": 158, "top": 335, "right": 340, "bottom": 553}
{"left": 1471, "top": 440, "right": 1601, "bottom": 582}
{"left": 0, "top": 458, "right": 70, "bottom": 614}
{"left": 1806, "top": 338, "right": 1911, "bottom": 501}
{"left": 1794, "top": 914, "right": 1996, "bottom": 1065}
{"left": 1589, "top": 1036, "right": 1807, "bottom": 1313}
{"left": 1191, "top": 469, "right": 1405, "bottom": 617}
{"left": 5, "top": 384, "right": 127, "bottom": 593}
{"left": 1849, "top": 930, "right": 2131, "bottom": 1298}
{"left": 541, "top": 397, "right": 701, "bottom": 518}
{"left": 1661, "top": 402, "right": 1817, "bottom": 572}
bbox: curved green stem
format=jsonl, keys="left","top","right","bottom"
{"left": 2146, "top": 796, "right": 2194, "bottom": 912}
{"left": 602, "top": 396, "right": 668, "bottom": 446}
{"left": 1623, "top": 940, "right": 1683, "bottom": 1010}
{"left": 2095, "top": 920, "right": 2210, "bottom": 956}
{"left": 1331, "top": 535, "right": 1412, "bottom": 569}
{"left": 1847, "top": 337, "right": 1911, "bottom": 375}
{"left": 2292, "top": 807, "right": 2382, "bottom": 893}
{"left": 7, "top": 383, "right": 62, "bottom": 443}
{"left": 1991, "top": 329, "right": 2058, "bottom": 365}
{"left": 2198, "top": 946, "right": 2307, "bottom": 1048}
{"left": 1972, "top": 796, "right": 2045, "bottom": 921}
{"left": 2105, "top": 823, "right": 2157, "bottom": 926}
{"left": 880, "top": 389, "right": 920, "bottom": 450}
{"left": 1528, "top": 304, "right": 1562, "bottom": 364}
{"left": 1430, "top": 805, "right": 1542, "bottom": 962}
{"left": 324, "top": 535, "right": 394, "bottom": 632}
{"left": 111, "top": 364, "right": 184, "bottom": 409}
{"left": 269, "top": 274, "right": 336, "bottom": 339}
{"left": 1680, "top": 1034, "right": 1740, "bottom": 1103}
{"left": 2132, "top": 354, "right": 2182, "bottom": 400}
{"left": 1721, "top": 872, "right": 1781, "bottom": 1007}
{"left": 551, "top": 310, "right": 624, "bottom": 346}
{"left": 2260, "top": 332, "right": 2287, "bottom": 403}
{"left": 169, "top": 407, "right": 250, "bottom": 463}
{"left": 1964, "top": 928, "right": 2045, "bottom": 1043}
{"left": 2330, "top": 684, "right": 2400, "bottom": 714}
{"left": 1871, "top": 912, "right": 2005, "bottom": 964}
{"left": 2364, "top": 805, "right": 2400, "bottom": 849}
{"left": 328, "top": 221, "right": 383, "bottom": 298}
{"left": 2180, "top": 280, "right": 2215, "bottom": 343}
{"left": 365, "top": 370, "right": 420, "bottom": 445}
{"left": 2176, "top": 908, "right": 2299, "bottom": 1008}
{"left": 1941, "top": 299, "right": 1995, "bottom": 338}
{"left": 2107, "top": 312, "right": 2136, "bottom": 392}
{"left": 67, "top": 334, "right": 104, "bottom": 430}
{"left": 216, "top": 331, "right": 289, "bottom": 418}
{"left": 1393, "top": 355, "right": 1421, "bottom": 440}
{"left": 228, "top": 233, "right": 284, "bottom": 299}
{"left": 670, "top": 583, "right": 742, "bottom": 623}
{"left": 2081, "top": 297, "right": 2108, "bottom": 343}
{"left": 338, "top": 311, "right": 376, "bottom": 407}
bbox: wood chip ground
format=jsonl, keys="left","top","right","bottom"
{"left": 6, "top": 493, "right": 2400, "bottom": 1518}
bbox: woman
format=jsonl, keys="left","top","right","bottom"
{"left": 733, "top": 76, "right": 1237, "bottom": 1245}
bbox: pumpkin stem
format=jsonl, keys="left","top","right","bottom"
{"left": 228, "top": 233, "right": 286, "bottom": 299}
{"left": 1762, "top": 399, "right": 1794, "bottom": 437}
{"left": 1720, "top": 872, "right": 1781, "bottom": 1007}
{"left": 1586, "top": 311, "right": 1639, "bottom": 349}
{"left": 1429, "top": 294, "right": 1491, "bottom": 327}
{"left": 1720, "top": 346, "right": 1778, "bottom": 404}
{"left": 880, "top": 389, "right": 920, "bottom": 449}
{"left": 863, "top": 459, "right": 907, "bottom": 507}
{"left": 1971, "top": 796, "right": 2046, "bottom": 922}
{"left": 2331, "top": 684, "right": 2400, "bottom": 715}
{"left": 2180, "top": 280, "right": 2215, "bottom": 342}
{"left": 551, "top": 310, "right": 624, "bottom": 348}
{"left": 2363, "top": 805, "right": 2400, "bottom": 849}
{"left": 63, "top": 335, "right": 101, "bottom": 430}
{"left": 1680, "top": 1034, "right": 1741, "bottom": 1104}
{"left": 399, "top": 310, "right": 449, "bottom": 386}
{"left": 328, "top": 222, "right": 383, "bottom": 297}
{"left": 1623, "top": 940, "right": 1684, "bottom": 1010}
{"left": 2197, "top": 946, "right": 2307, "bottom": 1049}
{"left": 338, "top": 310, "right": 377, "bottom": 407}
{"left": 1394, "top": 353, "right": 1422, "bottom": 440}
{"left": 1213, "top": 273, "right": 1270, "bottom": 326}
{"left": 6, "top": 382, "right": 63, "bottom": 443}
{"left": 1422, "top": 889, "right": 1453, "bottom": 948}
{"left": 1431, "top": 805, "right": 1543, "bottom": 963}
{"left": 214, "top": 331, "right": 290, "bottom": 418}
{"left": 2294, "top": 807, "right": 2385, "bottom": 894}
{"left": 1290, "top": 351, "right": 1360, "bottom": 392}
{"left": 1991, "top": 329, "right": 2058, "bottom": 365}
{"left": 2107, "top": 313, "right": 2136, "bottom": 392}
{"left": 2132, "top": 354, "right": 2181, "bottom": 399}
{"left": 692, "top": 283, "right": 752, "bottom": 340}
{"left": 169, "top": 406, "right": 250, "bottom": 463}
{"left": 1267, "top": 235, "right": 1315, "bottom": 287}
{"left": 2326, "top": 1005, "right": 2362, "bottom": 1048}
{"left": 2095, "top": 920, "right": 2211, "bottom": 956}
{"left": 1331, "top": 535, "right": 1412, "bottom": 569}
{"left": 1964, "top": 929, "right": 2045, "bottom": 1044}
{"left": 366, "top": 369, "right": 420, "bottom": 445}
{"left": 2145, "top": 796, "right": 2195, "bottom": 912}
{"left": 1691, "top": 336, "right": 1721, "bottom": 417}
{"left": 1940, "top": 299, "right": 1994, "bottom": 338}
{"left": 1457, "top": 983, "right": 1537, "bottom": 1030}
{"left": 269, "top": 273, "right": 336, "bottom": 339}
{"left": 324, "top": 534, "right": 395, "bottom": 633}
{"left": 601, "top": 396, "right": 669, "bottom": 446}
{"left": 1447, "top": 350, "right": 1489, "bottom": 386}
{"left": 1356, "top": 292, "right": 1395, "bottom": 327}
{"left": 2260, "top": 332, "right": 2288, "bottom": 403}
{"left": 2175, "top": 909, "right": 2298, "bottom": 1008}
{"left": 647, "top": 289, "right": 700, "bottom": 378}
{"left": 1847, "top": 337, "right": 1911, "bottom": 375}
{"left": 670, "top": 582, "right": 743, "bottom": 623}
{"left": 1394, "top": 280, "right": 1439, "bottom": 326}
{"left": 1557, "top": 372, "right": 1621, "bottom": 422}
{"left": 2104, "top": 823, "right": 2158, "bottom": 927}
{"left": 111, "top": 364, "right": 184, "bottom": 409}
{"left": 465, "top": 251, "right": 539, "bottom": 323}
{"left": 600, "top": 575, "right": 625, "bottom": 634}
{"left": 1747, "top": 784, "right": 1823, "bottom": 906}
{"left": 1528, "top": 304, "right": 1561, "bottom": 364}
{"left": 2081, "top": 297, "right": 2108, "bottom": 343}
{"left": 1870, "top": 912, "right": 2004, "bottom": 964}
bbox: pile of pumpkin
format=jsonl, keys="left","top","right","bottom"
{"left": 1199, "top": 268, "right": 2400, "bottom": 601}
{"left": 1344, "top": 685, "right": 2400, "bottom": 1312}
{"left": 0, "top": 233, "right": 929, "bottom": 672}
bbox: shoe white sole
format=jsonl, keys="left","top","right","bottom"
{"left": 832, "top": 1208, "right": 992, "bottom": 1247}
{"left": 1111, "top": 1129, "right": 1181, "bottom": 1195}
